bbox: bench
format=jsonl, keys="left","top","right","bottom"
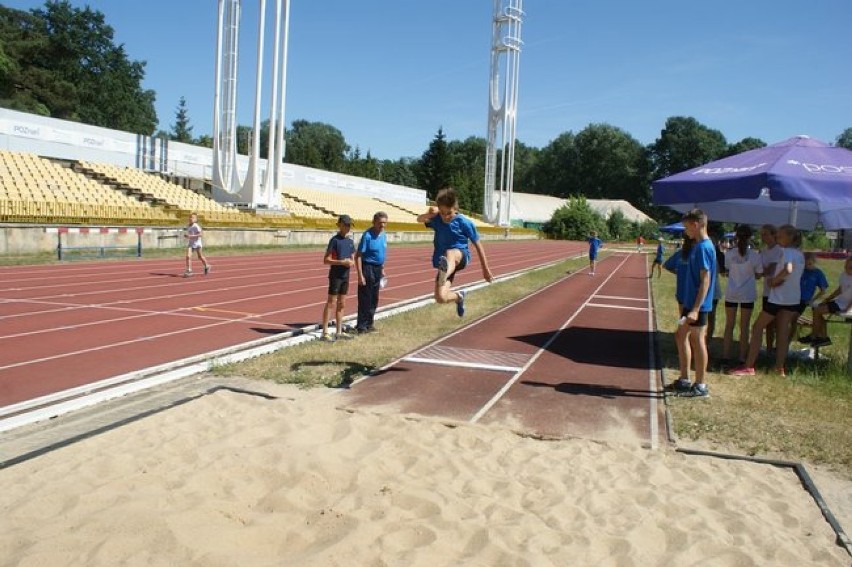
{"left": 796, "top": 312, "right": 852, "bottom": 373}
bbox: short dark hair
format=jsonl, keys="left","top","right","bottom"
{"left": 435, "top": 187, "right": 458, "bottom": 208}
{"left": 373, "top": 211, "right": 388, "bottom": 222}
{"left": 681, "top": 208, "right": 707, "bottom": 224}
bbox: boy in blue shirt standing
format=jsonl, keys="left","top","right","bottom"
{"left": 417, "top": 188, "right": 493, "bottom": 317}
{"left": 672, "top": 209, "right": 716, "bottom": 398}
{"left": 588, "top": 231, "right": 602, "bottom": 276}
{"left": 321, "top": 215, "right": 356, "bottom": 341}
{"left": 355, "top": 211, "right": 389, "bottom": 333}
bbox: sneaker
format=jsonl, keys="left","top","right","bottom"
{"left": 680, "top": 383, "right": 709, "bottom": 398}
{"left": 437, "top": 256, "right": 449, "bottom": 287}
{"left": 183, "top": 270, "right": 193, "bottom": 278}
{"left": 726, "top": 365, "right": 755, "bottom": 376}
{"left": 666, "top": 378, "right": 692, "bottom": 393}
{"left": 810, "top": 336, "right": 832, "bottom": 348}
{"left": 799, "top": 335, "right": 814, "bottom": 344}
{"left": 320, "top": 333, "right": 335, "bottom": 342}
{"left": 204, "top": 264, "right": 211, "bottom": 275}
{"left": 589, "top": 271, "right": 595, "bottom": 276}
{"left": 337, "top": 330, "right": 356, "bottom": 340}
{"left": 456, "top": 290, "right": 466, "bottom": 317}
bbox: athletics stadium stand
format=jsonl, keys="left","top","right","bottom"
{"left": 0, "top": 151, "right": 177, "bottom": 225}
{"left": 505, "top": 192, "right": 653, "bottom": 229}
{"left": 76, "top": 161, "right": 268, "bottom": 227}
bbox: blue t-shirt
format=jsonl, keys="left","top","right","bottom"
{"left": 357, "top": 228, "right": 387, "bottom": 265}
{"left": 800, "top": 267, "right": 828, "bottom": 303}
{"left": 683, "top": 238, "right": 716, "bottom": 312}
{"left": 425, "top": 213, "right": 479, "bottom": 268}
{"left": 588, "top": 237, "right": 602, "bottom": 259}
{"left": 326, "top": 233, "right": 355, "bottom": 278}
{"left": 655, "top": 243, "right": 664, "bottom": 262}
{"left": 664, "top": 251, "right": 690, "bottom": 305}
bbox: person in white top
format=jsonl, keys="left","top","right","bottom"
{"left": 727, "top": 224, "right": 803, "bottom": 377}
{"left": 184, "top": 212, "right": 211, "bottom": 277}
{"left": 722, "top": 225, "right": 763, "bottom": 365}
{"left": 807, "top": 256, "right": 852, "bottom": 348}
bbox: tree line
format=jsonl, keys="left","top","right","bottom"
{"left": 2, "top": 1, "right": 851, "bottom": 219}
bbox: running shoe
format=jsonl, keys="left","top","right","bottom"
{"left": 810, "top": 336, "right": 832, "bottom": 348}
{"left": 437, "top": 256, "right": 449, "bottom": 287}
{"left": 798, "top": 334, "right": 814, "bottom": 344}
{"left": 456, "top": 290, "right": 466, "bottom": 317}
{"left": 183, "top": 270, "right": 193, "bottom": 278}
{"left": 726, "top": 365, "right": 755, "bottom": 376}
{"left": 337, "top": 330, "right": 356, "bottom": 340}
{"left": 680, "top": 383, "right": 709, "bottom": 398}
{"left": 666, "top": 377, "right": 692, "bottom": 393}
{"left": 204, "top": 264, "right": 211, "bottom": 275}
{"left": 320, "top": 333, "right": 335, "bottom": 342}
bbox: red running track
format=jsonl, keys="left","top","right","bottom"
{"left": 343, "top": 252, "right": 667, "bottom": 448}
{"left": 0, "top": 240, "right": 584, "bottom": 411}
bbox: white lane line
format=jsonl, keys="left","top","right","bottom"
{"left": 584, "top": 302, "right": 650, "bottom": 312}
{"left": 595, "top": 294, "right": 647, "bottom": 302}
{"left": 644, "top": 262, "right": 660, "bottom": 450}
{"left": 470, "top": 254, "right": 634, "bottom": 424}
{"left": 402, "top": 357, "right": 523, "bottom": 373}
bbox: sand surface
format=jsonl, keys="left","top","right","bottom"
{"left": 1, "top": 380, "right": 849, "bottom": 566}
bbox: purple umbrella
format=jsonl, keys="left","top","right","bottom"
{"left": 652, "top": 135, "right": 852, "bottom": 229}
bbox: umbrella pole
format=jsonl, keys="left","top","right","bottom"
{"left": 789, "top": 201, "right": 799, "bottom": 227}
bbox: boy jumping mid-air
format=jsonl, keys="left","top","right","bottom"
{"left": 417, "top": 188, "right": 493, "bottom": 317}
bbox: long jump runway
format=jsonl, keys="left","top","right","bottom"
{"left": 342, "top": 252, "right": 667, "bottom": 448}
{"left": 0, "top": 240, "right": 583, "bottom": 423}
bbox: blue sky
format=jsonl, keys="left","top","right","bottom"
{"left": 5, "top": 0, "right": 852, "bottom": 160}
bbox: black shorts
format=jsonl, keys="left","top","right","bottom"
{"left": 680, "top": 308, "right": 709, "bottom": 327}
{"left": 725, "top": 301, "right": 755, "bottom": 310}
{"left": 437, "top": 255, "right": 468, "bottom": 283}
{"left": 328, "top": 276, "right": 349, "bottom": 296}
{"left": 796, "top": 301, "right": 809, "bottom": 315}
{"left": 762, "top": 301, "right": 798, "bottom": 316}
{"left": 827, "top": 300, "right": 844, "bottom": 314}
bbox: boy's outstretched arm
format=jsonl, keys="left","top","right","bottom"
{"left": 416, "top": 206, "right": 439, "bottom": 224}
{"left": 472, "top": 240, "right": 494, "bottom": 282}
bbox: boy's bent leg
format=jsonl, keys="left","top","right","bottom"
{"left": 437, "top": 249, "right": 463, "bottom": 288}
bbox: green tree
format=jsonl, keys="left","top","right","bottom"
{"left": 446, "top": 136, "right": 487, "bottom": 213}
{"left": 648, "top": 116, "right": 727, "bottom": 179}
{"left": 526, "top": 131, "right": 577, "bottom": 197}
{"left": 34, "top": 1, "right": 156, "bottom": 133}
{"left": 379, "top": 158, "right": 418, "bottom": 187}
{"left": 170, "top": 96, "right": 193, "bottom": 143}
{"left": 285, "top": 119, "right": 349, "bottom": 172}
{"left": 836, "top": 128, "right": 852, "bottom": 150}
{"left": 571, "top": 123, "right": 650, "bottom": 208}
{"left": 416, "top": 127, "right": 453, "bottom": 200}
{"left": 606, "top": 208, "right": 630, "bottom": 242}
{"left": 724, "top": 137, "right": 766, "bottom": 157}
{"left": 542, "top": 196, "right": 605, "bottom": 240}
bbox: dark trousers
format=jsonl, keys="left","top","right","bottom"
{"left": 357, "top": 263, "right": 383, "bottom": 331}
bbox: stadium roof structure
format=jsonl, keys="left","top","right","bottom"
{"left": 506, "top": 192, "right": 652, "bottom": 225}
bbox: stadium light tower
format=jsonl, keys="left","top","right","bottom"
{"left": 483, "top": 0, "right": 523, "bottom": 227}
{"left": 212, "top": 0, "right": 291, "bottom": 210}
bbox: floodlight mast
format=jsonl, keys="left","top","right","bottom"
{"left": 483, "top": 0, "right": 523, "bottom": 227}
{"left": 212, "top": 0, "right": 290, "bottom": 210}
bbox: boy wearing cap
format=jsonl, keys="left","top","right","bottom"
{"left": 321, "top": 215, "right": 356, "bottom": 341}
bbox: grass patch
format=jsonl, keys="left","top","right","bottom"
{"left": 651, "top": 256, "right": 852, "bottom": 478}
{"left": 212, "top": 255, "right": 588, "bottom": 387}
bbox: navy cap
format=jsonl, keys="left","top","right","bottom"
{"left": 338, "top": 214, "right": 352, "bottom": 225}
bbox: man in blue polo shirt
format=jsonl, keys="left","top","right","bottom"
{"left": 355, "top": 211, "right": 389, "bottom": 333}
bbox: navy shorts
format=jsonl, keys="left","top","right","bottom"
{"left": 437, "top": 255, "right": 468, "bottom": 283}
{"left": 725, "top": 301, "right": 755, "bottom": 310}
{"left": 827, "top": 300, "right": 845, "bottom": 314}
{"left": 762, "top": 301, "right": 798, "bottom": 316}
{"left": 680, "top": 308, "right": 709, "bottom": 327}
{"left": 328, "top": 276, "right": 349, "bottom": 296}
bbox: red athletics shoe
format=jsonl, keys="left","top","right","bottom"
{"left": 726, "top": 365, "right": 755, "bottom": 376}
